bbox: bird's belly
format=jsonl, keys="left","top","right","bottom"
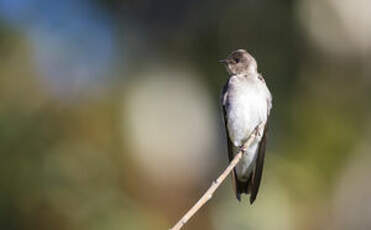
{"left": 228, "top": 92, "right": 265, "bottom": 181}
{"left": 236, "top": 140, "right": 260, "bottom": 181}
{"left": 227, "top": 91, "right": 266, "bottom": 147}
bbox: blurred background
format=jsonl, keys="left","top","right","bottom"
{"left": 1, "top": 0, "right": 371, "bottom": 229}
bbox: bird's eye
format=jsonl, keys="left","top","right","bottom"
{"left": 234, "top": 58, "right": 240, "bottom": 63}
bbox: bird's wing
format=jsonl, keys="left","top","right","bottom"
{"left": 221, "top": 83, "right": 232, "bottom": 161}
{"left": 221, "top": 81, "right": 239, "bottom": 198}
{"left": 249, "top": 121, "right": 268, "bottom": 204}
{"left": 249, "top": 78, "right": 272, "bottom": 204}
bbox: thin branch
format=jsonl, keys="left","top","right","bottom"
{"left": 169, "top": 131, "right": 258, "bottom": 230}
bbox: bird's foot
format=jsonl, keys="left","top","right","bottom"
{"left": 254, "top": 122, "right": 264, "bottom": 137}
{"left": 254, "top": 126, "right": 261, "bottom": 137}
{"left": 240, "top": 145, "right": 247, "bottom": 154}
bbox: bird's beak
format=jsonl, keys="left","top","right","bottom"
{"left": 219, "top": 59, "right": 227, "bottom": 64}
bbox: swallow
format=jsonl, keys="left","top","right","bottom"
{"left": 220, "top": 49, "right": 272, "bottom": 203}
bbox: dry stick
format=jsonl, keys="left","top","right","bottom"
{"left": 169, "top": 131, "right": 258, "bottom": 230}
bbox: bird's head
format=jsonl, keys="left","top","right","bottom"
{"left": 219, "top": 49, "right": 258, "bottom": 76}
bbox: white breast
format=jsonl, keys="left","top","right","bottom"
{"left": 226, "top": 75, "right": 268, "bottom": 147}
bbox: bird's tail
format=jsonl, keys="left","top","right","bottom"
{"left": 234, "top": 173, "right": 252, "bottom": 201}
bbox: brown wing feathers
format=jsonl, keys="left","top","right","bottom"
{"left": 249, "top": 122, "right": 268, "bottom": 204}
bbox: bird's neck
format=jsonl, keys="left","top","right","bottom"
{"left": 232, "top": 70, "right": 258, "bottom": 78}
{"left": 246, "top": 66, "right": 258, "bottom": 75}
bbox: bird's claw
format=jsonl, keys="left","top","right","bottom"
{"left": 240, "top": 145, "right": 247, "bottom": 154}
{"left": 254, "top": 122, "right": 264, "bottom": 137}
{"left": 254, "top": 126, "right": 261, "bottom": 137}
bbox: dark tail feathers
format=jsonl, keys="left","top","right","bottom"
{"left": 235, "top": 175, "right": 253, "bottom": 203}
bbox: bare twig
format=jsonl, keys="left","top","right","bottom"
{"left": 169, "top": 130, "right": 258, "bottom": 230}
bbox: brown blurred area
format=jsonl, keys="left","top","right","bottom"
{"left": 1, "top": 0, "right": 371, "bottom": 229}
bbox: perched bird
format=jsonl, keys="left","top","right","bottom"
{"left": 220, "top": 49, "right": 272, "bottom": 203}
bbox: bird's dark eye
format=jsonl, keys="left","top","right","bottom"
{"left": 234, "top": 58, "right": 240, "bottom": 63}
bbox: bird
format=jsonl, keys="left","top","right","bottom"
{"left": 220, "top": 49, "right": 272, "bottom": 204}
